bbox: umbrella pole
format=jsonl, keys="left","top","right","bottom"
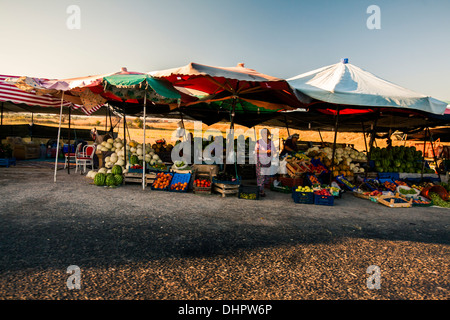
{"left": 123, "top": 109, "right": 127, "bottom": 172}
{"left": 421, "top": 127, "right": 428, "bottom": 182}
{"left": 67, "top": 106, "right": 71, "bottom": 175}
{"left": 367, "top": 115, "right": 379, "bottom": 163}
{"left": 284, "top": 114, "right": 290, "bottom": 137}
{"left": 330, "top": 106, "right": 341, "bottom": 181}
{"left": 428, "top": 127, "right": 440, "bottom": 178}
{"left": 0, "top": 102, "right": 3, "bottom": 140}
{"left": 225, "top": 97, "right": 238, "bottom": 176}
{"left": 54, "top": 92, "right": 65, "bottom": 183}
{"left": 109, "top": 105, "right": 113, "bottom": 135}
{"left": 361, "top": 121, "right": 368, "bottom": 178}
{"left": 318, "top": 129, "right": 324, "bottom": 144}
{"left": 142, "top": 95, "right": 147, "bottom": 190}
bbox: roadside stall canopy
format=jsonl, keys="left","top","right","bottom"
{"left": 150, "top": 62, "right": 304, "bottom": 121}
{"left": 287, "top": 59, "right": 448, "bottom": 115}
{"left": 0, "top": 74, "right": 102, "bottom": 116}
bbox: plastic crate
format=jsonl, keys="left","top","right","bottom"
{"left": 305, "top": 174, "right": 321, "bottom": 186}
{"left": 150, "top": 172, "right": 173, "bottom": 191}
{"left": 128, "top": 167, "right": 145, "bottom": 174}
{"left": 335, "top": 175, "right": 356, "bottom": 191}
{"left": 378, "top": 172, "right": 400, "bottom": 181}
{"left": 0, "top": 157, "right": 16, "bottom": 168}
{"left": 314, "top": 193, "right": 335, "bottom": 206}
{"left": 169, "top": 172, "right": 191, "bottom": 192}
{"left": 292, "top": 190, "right": 315, "bottom": 204}
{"left": 212, "top": 176, "right": 241, "bottom": 185}
{"left": 238, "top": 185, "right": 260, "bottom": 200}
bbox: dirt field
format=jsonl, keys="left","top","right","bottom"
{"left": 0, "top": 163, "right": 448, "bottom": 300}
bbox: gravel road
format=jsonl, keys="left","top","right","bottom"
{"left": 0, "top": 166, "right": 449, "bottom": 300}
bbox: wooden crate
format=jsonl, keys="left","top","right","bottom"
{"left": 193, "top": 171, "right": 212, "bottom": 194}
{"left": 214, "top": 183, "right": 240, "bottom": 197}
{"left": 377, "top": 193, "right": 413, "bottom": 208}
{"left": 124, "top": 172, "right": 156, "bottom": 186}
{"left": 286, "top": 161, "right": 308, "bottom": 178}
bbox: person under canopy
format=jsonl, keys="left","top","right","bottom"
{"left": 280, "top": 133, "right": 299, "bottom": 157}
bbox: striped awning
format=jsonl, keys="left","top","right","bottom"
{"left": 0, "top": 74, "right": 103, "bottom": 115}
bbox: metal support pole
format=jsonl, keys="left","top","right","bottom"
{"left": 317, "top": 129, "right": 324, "bottom": 144}
{"left": 142, "top": 95, "right": 147, "bottom": 190}
{"left": 123, "top": 109, "right": 127, "bottom": 170}
{"left": 421, "top": 127, "right": 428, "bottom": 182}
{"left": 284, "top": 114, "right": 290, "bottom": 137}
{"left": 67, "top": 106, "right": 71, "bottom": 174}
{"left": 54, "top": 93, "right": 65, "bottom": 183}
{"left": 428, "top": 128, "right": 440, "bottom": 179}
{"left": 330, "top": 106, "right": 341, "bottom": 180}
{"left": 0, "top": 102, "right": 3, "bottom": 140}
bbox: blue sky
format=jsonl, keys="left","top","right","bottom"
{"left": 0, "top": 0, "right": 449, "bottom": 101}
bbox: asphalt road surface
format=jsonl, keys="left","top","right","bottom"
{"left": 0, "top": 166, "right": 449, "bottom": 300}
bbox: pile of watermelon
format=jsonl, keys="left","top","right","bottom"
{"left": 94, "top": 165, "right": 123, "bottom": 187}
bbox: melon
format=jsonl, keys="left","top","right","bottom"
{"left": 106, "top": 173, "right": 116, "bottom": 186}
{"left": 111, "top": 165, "right": 123, "bottom": 175}
{"left": 114, "top": 174, "right": 123, "bottom": 185}
{"left": 130, "top": 155, "right": 139, "bottom": 165}
{"left": 94, "top": 173, "right": 106, "bottom": 186}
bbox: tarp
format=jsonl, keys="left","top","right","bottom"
{"left": 287, "top": 60, "right": 448, "bottom": 115}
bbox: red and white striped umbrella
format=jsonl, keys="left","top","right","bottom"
{"left": 0, "top": 74, "right": 102, "bottom": 115}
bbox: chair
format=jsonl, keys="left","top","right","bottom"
{"left": 64, "top": 143, "right": 82, "bottom": 169}
{"left": 75, "top": 145, "right": 96, "bottom": 174}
